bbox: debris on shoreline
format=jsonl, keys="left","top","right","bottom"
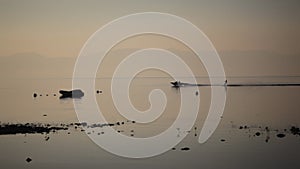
{"left": 0, "top": 120, "right": 136, "bottom": 136}
{"left": 0, "top": 123, "right": 67, "bottom": 135}
{"left": 290, "top": 126, "right": 300, "bottom": 135}
{"left": 233, "top": 122, "right": 300, "bottom": 142}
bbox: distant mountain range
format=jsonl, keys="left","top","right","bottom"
{"left": 0, "top": 50, "right": 299, "bottom": 79}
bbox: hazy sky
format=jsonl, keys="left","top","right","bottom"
{"left": 0, "top": 0, "right": 299, "bottom": 58}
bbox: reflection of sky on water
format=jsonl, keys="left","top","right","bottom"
{"left": 0, "top": 77, "right": 299, "bottom": 168}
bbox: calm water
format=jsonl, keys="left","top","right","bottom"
{"left": 0, "top": 76, "right": 300, "bottom": 169}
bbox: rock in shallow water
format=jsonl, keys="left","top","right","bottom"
{"left": 290, "top": 126, "right": 300, "bottom": 135}
{"left": 276, "top": 133, "right": 286, "bottom": 138}
{"left": 255, "top": 132, "right": 261, "bottom": 136}
{"left": 180, "top": 147, "right": 190, "bottom": 151}
{"left": 26, "top": 157, "right": 32, "bottom": 163}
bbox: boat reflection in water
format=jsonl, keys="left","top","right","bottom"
{"left": 59, "top": 89, "right": 84, "bottom": 99}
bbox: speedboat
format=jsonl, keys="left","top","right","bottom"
{"left": 170, "top": 81, "right": 184, "bottom": 87}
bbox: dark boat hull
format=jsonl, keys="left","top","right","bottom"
{"left": 59, "top": 89, "right": 84, "bottom": 99}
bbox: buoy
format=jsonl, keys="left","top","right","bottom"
{"left": 26, "top": 157, "right": 32, "bottom": 163}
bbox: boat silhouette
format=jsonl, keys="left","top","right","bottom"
{"left": 59, "top": 89, "right": 84, "bottom": 99}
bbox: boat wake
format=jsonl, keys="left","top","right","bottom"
{"left": 170, "top": 81, "right": 300, "bottom": 87}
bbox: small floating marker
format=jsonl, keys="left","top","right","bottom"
{"left": 172, "top": 147, "right": 176, "bottom": 150}
{"left": 40, "top": 94, "right": 42, "bottom": 96}
{"left": 96, "top": 90, "right": 102, "bottom": 94}
{"left": 53, "top": 94, "right": 56, "bottom": 96}
{"left": 33, "top": 93, "right": 38, "bottom": 98}
{"left": 46, "top": 94, "right": 49, "bottom": 96}
{"left": 130, "top": 129, "right": 134, "bottom": 136}
{"left": 26, "top": 157, "right": 32, "bottom": 163}
{"left": 45, "top": 136, "right": 50, "bottom": 141}
{"left": 195, "top": 91, "right": 198, "bottom": 96}
{"left": 220, "top": 139, "right": 226, "bottom": 142}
